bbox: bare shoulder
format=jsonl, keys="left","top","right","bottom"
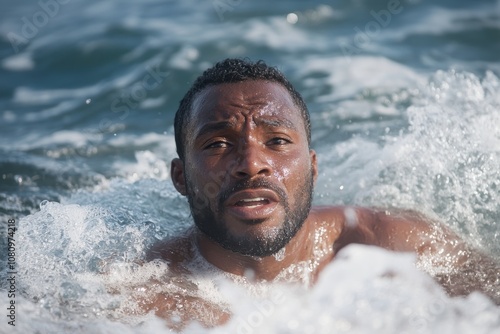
{"left": 309, "top": 205, "right": 449, "bottom": 253}
{"left": 139, "top": 229, "right": 230, "bottom": 328}
{"left": 308, "top": 205, "right": 382, "bottom": 253}
{"left": 307, "top": 206, "right": 345, "bottom": 245}
{"left": 308, "top": 205, "right": 345, "bottom": 229}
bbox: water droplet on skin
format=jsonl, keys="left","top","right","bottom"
{"left": 85, "top": 98, "right": 91, "bottom": 104}
{"left": 273, "top": 247, "right": 286, "bottom": 261}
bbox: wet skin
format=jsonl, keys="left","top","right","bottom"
{"left": 171, "top": 80, "right": 323, "bottom": 279}
{"left": 142, "top": 80, "right": 500, "bottom": 328}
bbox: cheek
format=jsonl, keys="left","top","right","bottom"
{"left": 186, "top": 159, "right": 225, "bottom": 201}
{"left": 273, "top": 151, "right": 310, "bottom": 184}
{"left": 197, "top": 154, "right": 239, "bottom": 187}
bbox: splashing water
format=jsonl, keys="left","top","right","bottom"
{"left": 317, "top": 70, "right": 500, "bottom": 255}
{"left": 2, "top": 70, "right": 500, "bottom": 333}
{"left": 385, "top": 71, "right": 499, "bottom": 252}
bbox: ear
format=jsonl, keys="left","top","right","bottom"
{"left": 310, "top": 149, "right": 318, "bottom": 184}
{"left": 171, "top": 158, "right": 187, "bottom": 196}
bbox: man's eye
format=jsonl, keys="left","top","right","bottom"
{"left": 205, "top": 141, "right": 230, "bottom": 149}
{"left": 268, "top": 137, "right": 291, "bottom": 146}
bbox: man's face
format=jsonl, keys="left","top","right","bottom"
{"left": 172, "top": 80, "right": 317, "bottom": 257}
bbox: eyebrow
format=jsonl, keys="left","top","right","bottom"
{"left": 194, "top": 117, "right": 300, "bottom": 140}
{"left": 255, "top": 118, "right": 298, "bottom": 131}
{"left": 194, "top": 121, "right": 236, "bottom": 139}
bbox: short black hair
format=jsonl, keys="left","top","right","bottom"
{"left": 173, "top": 58, "right": 311, "bottom": 160}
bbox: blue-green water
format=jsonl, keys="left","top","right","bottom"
{"left": 1, "top": 0, "right": 500, "bottom": 333}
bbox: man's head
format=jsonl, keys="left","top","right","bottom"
{"left": 171, "top": 58, "right": 317, "bottom": 257}
{"left": 174, "top": 58, "right": 311, "bottom": 161}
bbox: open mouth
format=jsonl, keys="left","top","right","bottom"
{"left": 234, "top": 197, "right": 271, "bottom": 207}
{"left": 225, "top": 189, "right": 281, "bottom": 220}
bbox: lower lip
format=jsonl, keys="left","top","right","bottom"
{"left": 226, "top": 201, "right": 279, "bottom": 221}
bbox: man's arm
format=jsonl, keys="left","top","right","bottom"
{"left": 331, "top": 207, "right": 500, "bottom": 305}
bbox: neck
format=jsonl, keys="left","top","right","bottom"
{"left": 195, "top": 223, "right": 314, "bottom": 282}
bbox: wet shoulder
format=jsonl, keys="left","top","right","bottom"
{"left": 308, "top": 206, "right": 346, "bottom": 250}
{"left": 308, "top": 205, "right": 379, "bottom": 250}
{"left": 309, "top": 206, "right": 345, "bottom": 234}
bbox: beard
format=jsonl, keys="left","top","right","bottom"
{"left": 185, "top": 170, "right": 314, "bottom": 257}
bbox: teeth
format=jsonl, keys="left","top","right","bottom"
{"left": 236, "top": 198, "right": 270, "bottom": 206}
{"left": 240, "top": 198, "right": 267, "bottom": 203}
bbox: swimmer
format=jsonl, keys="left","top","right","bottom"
{"left": 143, "top": 58, "right": 499, "bottom": 328}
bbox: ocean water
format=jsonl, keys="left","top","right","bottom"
{"left": 1, "top": 0, "right": 500, "bottom": 333}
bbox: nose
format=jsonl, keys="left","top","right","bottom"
{"left": 231, "top": 138, "right": 272, "bottom": 179}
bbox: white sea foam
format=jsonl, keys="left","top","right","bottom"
{"left": 30, "top": 130, "right": 97, "bottom": 148}
{"left": 1, "top": 52, "right": 35, "bottom": 71}
{"left": 11, "top": 61, "right": 161, "bottom": 106}
{"left": 13, "top": 85, "right": 104, "bottom": 105}
{"left": 113, "top": 150, "right": 170, "bottom": 182}
{"left": 381, "top": 4, "right": 500, "bottom": 41}
{"left": 169, "top": 45, "right": 199, "bottom": 70}
{"left": 314, "top": 69, "right": 500, "bottom": 254}
{"left": 242, "top": 17, "right": 313, "bottom": 51}
{"left": 12, "top": 211, "right": 500, "bottom": 334}
{"left": 296, "top": 56, "right": 426, "bottom": 102}
{"left": 224, "top": 245, "right": 497, "bottom": 334}
{"left": 139, "top": 96, "right": 167, "bottom": 109}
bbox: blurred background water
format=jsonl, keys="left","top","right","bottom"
{"left": 0, "top": 0, "right": 500, "bottom": 333}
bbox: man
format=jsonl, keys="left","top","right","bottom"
{"left": 144, "top": 58, "right": 499, "bottom": 328}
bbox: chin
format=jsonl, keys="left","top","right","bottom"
{"left": 224, "top": 215, "right": 285, "bottom": 238}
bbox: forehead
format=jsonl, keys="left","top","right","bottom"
{"left": 189, "top": 80, "right": 304, "bottom": 127}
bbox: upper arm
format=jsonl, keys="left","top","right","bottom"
{"left": 320, "top": 206, "right": 500, "bottom": 304}
{"left": 331, "top": 206, "right": 469, "bottom": 264}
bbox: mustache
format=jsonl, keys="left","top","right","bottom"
{"left": 218, "top": 178, "right": 287, "bottom": 207}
